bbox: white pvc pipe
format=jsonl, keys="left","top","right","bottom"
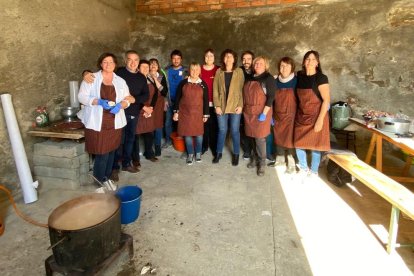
{"left": 1, "top": 94, "right": 38, "bottom": 204}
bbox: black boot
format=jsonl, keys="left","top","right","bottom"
{"left": 232, "top": 154, "right": 239, "bottom": 166}
{"left": 212, "top": 153, "right": 222, "bottom": 164}
{"left": 155, "top": 145, "right": 161, "bottom": 157}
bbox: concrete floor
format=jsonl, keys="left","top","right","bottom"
{"left": 1, "top": 144, "right": 414, "bottom": 275}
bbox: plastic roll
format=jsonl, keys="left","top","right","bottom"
{"left": 0, "top": 94, "right": 38, "bottom": 204}
{"left": 69, "top": 81, "right": 80, "bottom": 108}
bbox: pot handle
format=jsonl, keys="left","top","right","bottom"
{"left": 47, "top": 235, "right": 68, "bottom": 250}
{"left": 384, "top": 122, "right": 394, "bottom": 125}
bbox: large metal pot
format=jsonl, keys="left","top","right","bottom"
{"left": 376, "top": 117, "right": 411, "bottom": 134}
{"left": 48, "top": 193, "right": 121, "bottom": 269}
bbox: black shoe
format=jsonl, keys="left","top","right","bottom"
{"left": 243, "top": 152, "right": 251, "bottom": 160}
{"left": 212, "top": 153, "right": 222, "bottom": 164}
{"left": 155, "top": 145, "right": 161, "bottom": 157}
{"left": 232, "top": 154, "right": 239, "bottom": 166}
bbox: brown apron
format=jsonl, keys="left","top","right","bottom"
{"left": 177, "top": 83, "right": 204, "bottom": 137}
{"left": 273, "top": 88, "right": 297, "bottom": 148}
{"left": 136, "top": 83, "right": 156, "bottom": 134}
{"left": 294, "top": 88, "right": 330, "bottom": 151}
{"left": 242, "top": 81, "right": 272, "bottom": 138}
{"left": 153, "top": 88, "right": 164, "bottom": 129}
{"left": 85, "top": 83, "right": 122, "bottom": 155}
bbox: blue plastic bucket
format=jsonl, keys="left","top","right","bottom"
{"left": 115, "top": 185, "right": 142, "bottom": 224}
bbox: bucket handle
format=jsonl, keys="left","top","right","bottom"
{"left": 47, "top": 235, "right": 68, "bottom": 250}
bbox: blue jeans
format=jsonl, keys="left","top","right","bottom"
{"left": 296, "top": 148, "right": 321, "bottom": 174}
{"left": 216, "top": 113, "right": 241, "bottom": 154}
{"left": 184, "top": 135, "right": 202, "bottom": 155}
{"left": 94, "top": 150, "right": 116, "bottom": 182}
{"left": 164, "top": 104, "right": 173, "bottom": 144}
{"left": 120, "top": 115, "right": 138, "bottom": 168}
{"left": 154, "top": 127, "right": 163, "bottom": 146}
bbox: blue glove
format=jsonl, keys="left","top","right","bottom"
{"left": 258, "top": 113, "right": 266, "bottom": 122}
{"left": 98, "top": 99, "right": 111, "bottom": 110}
{"left": 110, "top": 103, "right": 122, "bottom": 114}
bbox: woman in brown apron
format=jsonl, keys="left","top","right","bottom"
{"left": 135, "top": 60, "right": 159, "bottom": 162}
{"left": 78, "top": 53, "right": 134, "bottom": 187}
{"left": 149, "top": 58, "right": 168, "bottom": 157}
{"left": 243, "top": 56, "right": 276, "bottom": 176}
{"left": 173, "top": 63, "right": 209, "bottom": 165}
{"left": 294, "top": 50, "right": 330, "bottom": 177}
{"left": 270, "top": 57, "right": 297, "bottom": 174}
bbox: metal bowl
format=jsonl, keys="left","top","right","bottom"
{"left": 61, "top": 107, "right": 79, "bottom": 122}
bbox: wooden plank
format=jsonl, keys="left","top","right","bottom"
{"left": 28, "top": 130, "right": 84, "bottom": 140}
{"left": 327, "top": 154, "right": 414, "bottom": 220}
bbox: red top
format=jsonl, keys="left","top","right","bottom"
{"left": 200, "top": 65, "right": 219, "bottom": 103}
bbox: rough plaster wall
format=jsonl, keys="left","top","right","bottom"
{"left": 131, "top": 0, "right": 414, "bottom": 118}
{"left": 0, "top": 0, "right": 135, "bottom": 192}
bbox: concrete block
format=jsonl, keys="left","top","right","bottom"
{"left": 33, "top": 153, "right": 90, "bottom": 169}
{"left": 80, "top": 163, "right": 91, "bottom": 174}
{"left": 34, "top": 166, "right": 80, "bottom": 181}
{"left": 34, "top": 140, "right": 86, "bottom": 158}
{"left": 36, "top": 176, "right": 81, "bottom": 190}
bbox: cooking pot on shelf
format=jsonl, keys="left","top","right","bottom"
{"left": 48, "top": 193, "right": 121, "bottom": 270}
{"left": 376, "top": 117, "right": 411, "bottom": 134}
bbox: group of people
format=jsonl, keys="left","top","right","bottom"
{"left": 77, "top": 48, "right": 330, "bottom": 187}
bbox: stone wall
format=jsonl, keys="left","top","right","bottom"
{"left": 131, "top": 0, "right": 414, "bottom": 119}
{"left": 0, "top": 0, "right": 135, "bottom": 192}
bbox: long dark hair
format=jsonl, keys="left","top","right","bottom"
{"left": 220, "top": 49, "right": 237, "bottom": 71}
{"left": 302, "top": 50, "right": 322, "bottom": 73}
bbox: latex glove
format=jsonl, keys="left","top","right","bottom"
{"left": 110, "top": 103, "right": 122, "bottom": 114}
{"left": 98, "top": 99, "right": 111, "bottom": 110}
{"left": 258, "top": 113, "right": 266, "bottom": 122}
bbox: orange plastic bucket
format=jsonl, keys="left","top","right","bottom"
{"left": 170, "top": 132, "right": 185, "bottom": 152}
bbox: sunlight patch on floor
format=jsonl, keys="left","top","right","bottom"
{"left": 273, "top": 166, "right": 412, "bottom": 276}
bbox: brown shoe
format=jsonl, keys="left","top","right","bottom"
{"left": 122, "top": 166, "right": 139, "bottom": 173}
{"left": 132, "top": 160, "right": 141, "bottom": 169}
{"left": 110, "top": 170, "right": 119, "bottom": 182}
{"left": 147, "top": 157, "right": 159, "bottom": 162}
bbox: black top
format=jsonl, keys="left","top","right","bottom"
{"left": 224, "top": 72, "right": 233, "bottom": 99}
{"left": 241, "top": 66, "right": 253, "bottom": 82}
{"left": 116, "top": 67, "right": 149, "bottom": 116}
{"left": 174, "top": 79, "right": 210, "bottom": 116}
{"left": 252, "top": 72, "right": 276, "bottom": 107}
{"left": 296, "top": 71, "right": 329, "bottom": 89}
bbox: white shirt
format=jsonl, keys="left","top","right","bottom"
{"left": 78, "top": 70, "right": 130, "bottom": 131}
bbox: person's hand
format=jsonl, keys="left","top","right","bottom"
{"left": 215, "top": 107, "right": 223, "bottom": 115}
{"left": 203, "top": 117, "right": 208, "bottom": 123}
{"left": 314, "top": 118, "right": 323, "bottom": 132}
{"left": 173, "top": 113, "right": 179, "bottom": 121}
{"left": 235, "top": 106, "right": 242, "bottom": 114}
{"left": 83, "top": 72, "right": 95, "bottom": 84}
{"left": 98, "top": 99, "right": 111, "bottom": 110}
{"left": 143, "top": 112, "right": 152, "bottom": 118}
{"left": 258, "top": 113, "right": 266, "bottom": 122}
{"left": 110, "top": 103, "right": 122, "bottom": 114}
{"left": 164, "top": 101, "right": 169, "bottom": 111}
{"left": 143, "top": 106, "right": 153, "bottom": 114}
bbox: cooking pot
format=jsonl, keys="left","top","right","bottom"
{"left": 376, "top": 117, "right": 411, "bottom": 134}
{"left": 48, "top": 193, "right": 121, "bottom": 269}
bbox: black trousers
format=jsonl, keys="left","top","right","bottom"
{"left": 202, "top": 106, "right": 218, "bottom": 155}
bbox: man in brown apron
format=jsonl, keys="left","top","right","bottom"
{"left": 243, "top": 56, "right": 276, "bottom": 176}
{"left": 173, "top": 63, "right": 209, "bottom": 165}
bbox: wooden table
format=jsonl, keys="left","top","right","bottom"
{"left": 28, "top": 120, "right": 85, "bottom": 141}
{"left": 349, "top": 118, "right": 414, "bottom": 183}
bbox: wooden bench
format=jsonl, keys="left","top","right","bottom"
{"left": 327, "top": 153, "right": 414, "bottom": 254}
